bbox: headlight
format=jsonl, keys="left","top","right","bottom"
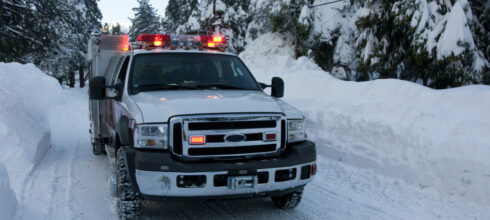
{"left": 134, "top": 124, "right": 168, "bottom": 149}
{"left": 288, "top": 119, "right": 305, "bottom": 143}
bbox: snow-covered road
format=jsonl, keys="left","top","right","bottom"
{"left": 12, "top": 88, "right": 490, "bottom": 220}
{"left": 15, "top": 89, "right": 115, "bottom": 220}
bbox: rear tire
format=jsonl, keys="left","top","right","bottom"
{"left": 116, "top": 148, "right": 142, "bottom": 219}
{"left": 271, "top": 190, "right": 303, "bottom": 210}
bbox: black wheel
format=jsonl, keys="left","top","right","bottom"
{"left": 271, "top": 190, "right": 304, "bottom": 210}
{"left": 116, "top": 148, "right": 142, "bottom": 219}
{"left": 92, "top": 139, "right": 105, "bottom": 155}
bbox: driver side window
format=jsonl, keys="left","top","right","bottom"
{"left": 115, "top": 56, "right": 130, "bottom": 86}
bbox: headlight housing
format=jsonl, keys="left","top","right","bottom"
{"left": 287, "top": 119, "right": 305, "bottom": 143}
{"left": 134, "top": 124, "right": 168, "bottom": 149}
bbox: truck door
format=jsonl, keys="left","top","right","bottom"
{"left": 105, "top": 56, "right": 130, "bottom": 136}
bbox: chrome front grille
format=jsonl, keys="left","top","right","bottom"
{"left": 169, "top": 114, "right": 286, "bottom": 160}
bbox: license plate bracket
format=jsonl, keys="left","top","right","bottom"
{"left": 227, "top": 175, "right": 258, "bottom": 190}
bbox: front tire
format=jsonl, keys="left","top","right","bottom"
{"left": 271, "top": 190, "right": 304, "bottom": 210}
{"left": 116, "top": 148, "right": 142, "bottom": 219}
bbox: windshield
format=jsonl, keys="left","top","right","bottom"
{"left": 128, "top": 53, "right": 260, "bottom": 93}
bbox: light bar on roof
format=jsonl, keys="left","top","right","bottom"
{"left": 134, "top": 34, "right": 228, "bottom": 51}
{"left": 135, "top": 34, "right": 170, "bottom": 49}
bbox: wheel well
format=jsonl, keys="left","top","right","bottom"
{"left": 115, "top": 133, "right": 122, "bottom": 157}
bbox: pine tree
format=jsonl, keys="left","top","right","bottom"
{"left": 128, "top": 0, "right": 161, "bottom": 41}
{"left": 181, "top": 0, "right": 251, "bottom": 53}
{"left": 352, "top": 0, "right": 488, "bottom": 87}
{"left": 102, "top": 23, "right": 110, "bottom": 34}
{"left": 0, "top": 0, "right": 42, "bottom": 61}
{"left": 270, "top": 0, "right": 314, "bottom": 58}
{"left": 354, "top": 0, "right": 416, "bottom": 81}
{"left": 84, "top": 0, "right": 102, "bottom": 31}
{"left": 164, "top": 0, "right": 198, "bottom": 33}
{"left": 245, "top": 0, "right": 276, "bottom": 41}
{"left": 468, "top": 0, "right": 489, "bottom": 83}
{"left": 1, "top": 0, "right": 101, "bottom": 85}
{"left": 112, "top": 23, "right": 122, "bottom": 35}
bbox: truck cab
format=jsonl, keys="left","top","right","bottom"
{"left": 88, "top": 33, "right": 317, "bottom": 219}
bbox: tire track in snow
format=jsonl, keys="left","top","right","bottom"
{"left": 15, "top": 89, "right": 116, "bottom": 220}
{"left": 17, "top": 150, "right": 58, "bottom": 219}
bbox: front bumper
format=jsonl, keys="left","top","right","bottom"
{"left": 120, "top": 140, "right": 316, "bottom": 199}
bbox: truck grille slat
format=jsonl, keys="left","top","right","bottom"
{"left": 188, "top": 144, "right": 276, "bottom": 156}
{"left": 170, "top": 114, "right": 285, "bottom": 160}
{"left": 205, "top": 133, "right": 263, "bottom": 143}
{"left": 245, "top": 133, "right": 263, "bottom": 141}
{"left": 188, "top": 120, "right": 276, "bottom": 130}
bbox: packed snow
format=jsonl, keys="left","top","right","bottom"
{"left": 0, "top": 34, "right": 489, "bottom": 219}
{"left": 0, "top": 63, "right": 64, "bottom": 198}
{"left": 0, "top": 163, "right": 17, "bottom": 219}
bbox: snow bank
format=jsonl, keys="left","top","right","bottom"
{"left": 240, "top": 34, "right": 490, "bottom": 206}
{"left": 0, "top": 162, "right": 17, "bottom": 219}
{"left": 0, "top": 63, "right": 64, "bottom": 199}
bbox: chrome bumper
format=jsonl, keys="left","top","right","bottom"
{"left": 135, "top": 162, "right": 315, "bottom": 197}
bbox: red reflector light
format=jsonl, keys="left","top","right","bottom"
{"left": 311, "top": 164, "right": 317, "bottom": 176}
{"left": 265, "top": 133, "right": 276, "bottom": 141}
{"left": 190, "top": 136, "right": 205, "bottom": 145}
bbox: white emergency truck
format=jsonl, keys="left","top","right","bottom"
{"left": 87, "top": 31, "right": 317, "bottom": 219}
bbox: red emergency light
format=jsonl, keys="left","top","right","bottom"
{"left": 135, "top": 34, "right": 170, "bottom": 49}
{"left": 198, "top": 35, "right": 227, "bottom": 50}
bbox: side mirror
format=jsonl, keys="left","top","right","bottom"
{"left": 259, "top": 82, "right": 268, "bottom": 90}
{"left": 89, "top": 77, "right": 106, "bottom": 100}
{"left": 271, "top": 77, "right": 284, "bottom": 98}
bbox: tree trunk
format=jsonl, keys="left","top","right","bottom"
{"left": 79, "top": 66, "right": 85, "bottom": 88}
{"left": 57, "top": 77, "right": 63, "bottom": 86}
{"left": 294, "top": 3, "right": 299, "bottom": 59}
{"left": 213, "top": 0, "right": 216, "bottom": 15}
{"left": 0, "top": 0, "right": 4, "bottom": 28}
{"left": 294, "top": 28, "right": 299, "bottom": 59}
{"left": 69, "top": 70, "right": 75, "bottom": 88}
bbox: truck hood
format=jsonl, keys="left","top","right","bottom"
{"left": 130, "top": 90, "right": 304, "bottom": 123}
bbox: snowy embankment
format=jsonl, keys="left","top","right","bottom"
{"left": 240, "top": 33, "right": 490, "bottom": 206}
{"left": 0, "top": 63, "right": 64, "bottom": 218}
{"left": 0, "top": 163, "right": 17, "bottom": 219}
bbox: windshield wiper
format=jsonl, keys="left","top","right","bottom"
{"left": 195, "top": 84, "right": 249, "bottom": 90}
